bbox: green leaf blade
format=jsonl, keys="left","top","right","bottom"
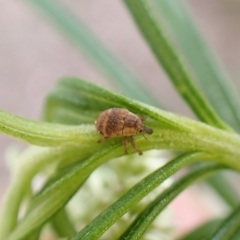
{"left": 150, "top": 0, "right": 240, "bottom": 131}
{"left": 120, "top": 164, "right": 227, "bottom": 240}
{"left": 71, "top": 152, "right": 212, "bottom": 240}
{"left": 27, "top": 0, "right": 158, "bottom": 106}
{"left": 179, "top": 219, "right": 222, "bottom": 240}
{"left": 209, "top": 205, "right": 240, "bottom": 240}
{"left": 123, "top": 0, "right": 231, "bottom": 131}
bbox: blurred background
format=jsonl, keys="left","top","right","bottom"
{"left": 0, "top": 0, "right": 240, "bottom": 233}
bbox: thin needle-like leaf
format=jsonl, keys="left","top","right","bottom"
{"left": 178, "top": 219, "right": 222, "bottom": 240}
{"left": 51, "top": 210, "right": 76, "bottom": 238}
{"left": 71, "top": 152, "right": 213, "bottom": 240}
{"left": 120, "top": 164, "right": 227, "bottom": 240}
{"left": 26, "top": 0, "right": 158, "bottom": 106}
{"left": 209, "top": 205, "right": 240, "bottom": 240}
{"left": 123, "top": 0, "right": 231, "bottom": 131}
{"left": 150, "top": 0, "right": 240, "bottom": 132}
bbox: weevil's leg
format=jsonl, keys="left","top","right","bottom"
{"left": 141, "top": 133, "right": 148, "bottom": 140}
{"left": 122, "top": 137, "right": 129, "bottom": 154}
{"left": 129, "top": 136, "right": 143, "bottom": 155}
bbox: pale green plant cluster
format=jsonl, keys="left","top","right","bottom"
{"left": 1, "top": 0, "right": 240, "bottom": 239}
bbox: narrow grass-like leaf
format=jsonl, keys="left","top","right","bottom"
{"left": 26, "top": 0, "right": 158, "bottom": 106}
{"left": 51, "top": 78, "right": 215, "bottom": 131}
{"left": 231, "top": 227, "right": 240, "bottom": 240}
{"left": 51, "top": 210, "right": 76, "bottom": 238}
{"left": 7, "top": 139, "right": 181, "bottom": 239}
{"left": 207, "top": 173, "right": 239, "bottom": 208}
{"left": 178, "top": 219, "right": 222, "bottom": 240}
{"left": 123, "top": 0, "right": 231, "bottom": 131}
{"left": 209, "top": 205, "right": 240, "bottom": 240}
{"left": 71, "top": 152, "right": 213, "bottom": 240}
{"left": 150, "top": 0, "right": 240, "bottom": 132}
{"left": 25, "top": 230, "right": 40, "bottom": 240}
{"left": 44, "top": 88, "right": 102, "bottom": 123}
{"left": 120, "top": 164, "right": 227, "bottom": 240}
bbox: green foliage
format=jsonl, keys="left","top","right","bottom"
{"left": 1, "top": 0, "right": 240, "bottom": 239}
{"left": 209, "top": 205, "right": 240, "bottom": 239}
{"left": 119, "top": 163, "right": 227, "bottom": 240}
{"left": 150, "top": 0, "right": 240, "bottom": 132}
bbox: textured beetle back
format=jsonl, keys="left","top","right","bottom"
{"left": 122, "top": 111, "right": 142, "bottom": 136}
{"left": 95, "top": 108, "right": 128, "bottom": 137}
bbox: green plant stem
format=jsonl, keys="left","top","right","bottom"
{"left": 51, "top": 210, "right": 76, "bottom": 238}
{"left": 120, "top": 163, "right": 227, "bottom": 240}
{"left": 123, "top": 0, "right": 231, "bottom": 131}
{"left": 0, "top": 146, "right": 84, "bottom": 240}
{"left": 0, "top": 109, "right": 97, "bottom": 146}
{"left": 209, "top": 205, "right": 240, "bottom": 240}
{"left": 1, "top": 103, "right": 240, "bottom": 169}
{"left": 71, "top": 152, "right": 214, "bottom": 240}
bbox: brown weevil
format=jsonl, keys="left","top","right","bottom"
{"left": 95, "top": 108, "right": 153, "bottom": 155}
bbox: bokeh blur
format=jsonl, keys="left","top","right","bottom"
{"left": 0, "top": 0, "right": 240, "bottom": 232}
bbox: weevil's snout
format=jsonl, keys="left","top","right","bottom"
{"left": 143, "top": 125, "right": 153, "bottom": 134}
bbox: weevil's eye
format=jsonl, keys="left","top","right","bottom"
{"left": 139, "top": 129, "right": 143, "bottom": 133}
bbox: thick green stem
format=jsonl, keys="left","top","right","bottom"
{"left": 0, "top": 109, "right": 96, "bottom": 146}
{"left": 1, "top": 106, "right": 240, "bottom": 169}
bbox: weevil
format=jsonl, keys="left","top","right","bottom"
{"left": 95, "top": 108, "right": 153, "bottom": 155}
